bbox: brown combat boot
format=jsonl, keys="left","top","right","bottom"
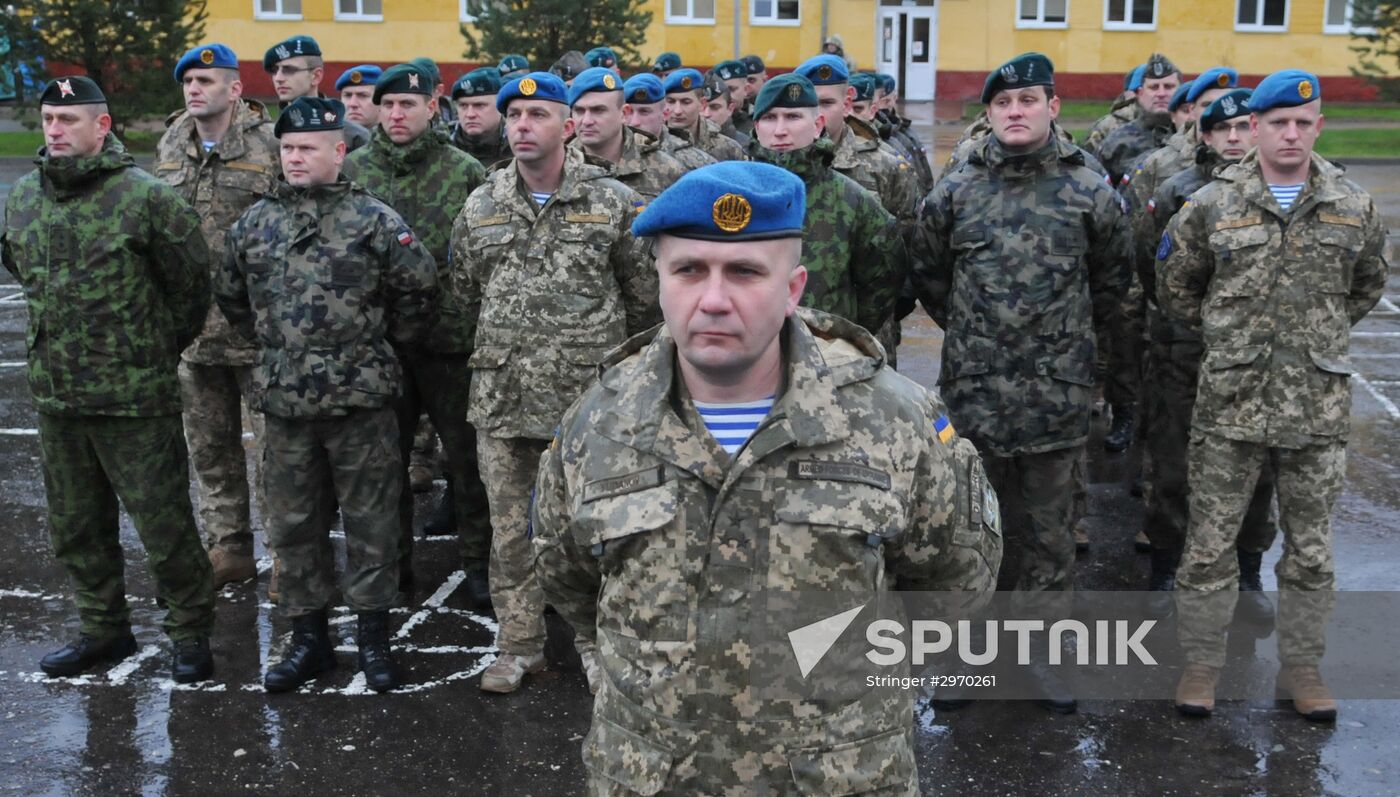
{"left": 1276, "top": 665, "right": 1337, "bottom": 722}
{"left": 1175, "top": 663, "right": 1219, "bottom": 717}
{"left": 267, "top": 557, "right": 281, "bottom": 604}
{"left": 209, "top": 548, "right": 257, "bottom": 589}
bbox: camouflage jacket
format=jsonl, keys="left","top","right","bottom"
{"left": 1, "top": 136, "right": 210, "bottom": 417}
{"left": 568, "top": 126, "right": 687, "bottom": 202}
{"left": 946, "top": 120, "right": 1078, "bottom": 175}
{"left": 343, "top": 127, "right": 485, "bottom": 354}
{"left": 750, "top": 138, "right": 905, "bottom": 334}
{"left": 679, "top": 118, "right": 747, "bottom": 162}
{"left": 717, "top": 118, "right": 751, "bottom": 149}
{"left": 910, "top": 134, "right": 1131, "bottom": 456}
{"left": 533, "top": 309, "right": 999, "bottom": 794}
{"left": 832, "top": 119, "right": 917, "bottom": 221}
{"left": 1098, "top": 114, "right": 1175, "bottom": 186}
{"left": 451, "top": 122, "right": 513, "bottom": 170}
{"left": 155, "top": 99, "right": 280, "bottom": 366}
{"left": 1122, "top": 122, "right": 1196, "bottom": 207}
{"left": 877, "top": 110, "right": 936, "bottom": 194}
{"left": 1085, "top": 96, "right": 1141, "bottom": 156}
{"left": 1158, "top": 152, "right": 1388, "bottom": 447}
{"left": 732, "top": 105, "right": 754, "bottom": 136}
{"left": 217, "top": 178, "right": 439, "bottom": 419}
{"left": 450, "top": 149, "right": 659, "bottom": 439}
{"left": 945, "top": 111, "right": 992, "bottom": 172}
{"left": 661, "top": 128, "right": 717, "bottom": 171}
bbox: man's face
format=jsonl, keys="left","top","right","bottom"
{"left": 341, "top": 85, "right": 379, "bottom": 126}
{"left": 182, "top": 68, "right": 240, "bottom": 121}
{"left": 1191, "top": 87, "right": 1228, "bottom": 122}
{"left": 745, "top": 72, "right": 765, "bottom": 97}
{"left": 1172, "top": 104, "right": 1192, "bottom": 130}
{"left": 813, "top": 83, "right": 853, "bottom": 139}
{"left": 572, "top": 92, "right": 625, "bottom": 147}
{"left": 755, "top": 107, "right": 823, "bottom": 151}
{"left": 624, "top": 101, "right": 665, "bottom": 136}
{"left": 41, "top": 104, "right": 111, "bottom": 157}
{"left": 1204, "top": 117, "right": 1253, "bottom": 160}
{"left": 879, "top": 90, "right": 897, "bottom": 111}
{"left": 270, "top": 56, "right": 321, "bottom": 101}
{"left": 456, "top": 95, "right": 501, "bottom": 134}
{"left": 504, "top": 99, "right": 572, "bottom": 164}
{"left": 1252, "top": 103, "right": 1324, "bottom": 172}
{"left": 987, "top": 86, "right": 1059, "bottom": 152}
{"left": 1137, "top": 75, "right": 1180, "bottom": 114}
{"left": 657, "top": 235, "right": 807, "bottom": 382}
{"left": 724, "top": 78, "right": 747, "bottom": 104}
{"left": 665, "top": 91, "right": 703, "bottom": 131}
{"left": 851, "top": 98, "right": 875, "bottom": 122}
{"left": 703, "top": 95, "right": 734, "bottom": 126}
{"left": 380, "top": 93, "right": 436, "bottom": 144}
{"left": 279, "top": 130, "right": 345, "bottom": 186}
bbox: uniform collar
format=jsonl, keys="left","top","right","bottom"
{"left": 750, "top": 136, "right": 836, "bottom": 183}
{"left": 170, "top": 99, "right": 270, "bottom": 161}
{"left": 1219, "top": 150, "right": 1350, "bottom": 217}
{"left": 39, "top": 134, "right": 134, "bottom": 194}
{"left": 493, "top": 146, "right": 601, "bottom": 213}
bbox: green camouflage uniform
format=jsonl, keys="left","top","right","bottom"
{"left": 911, "top": 133, "right": 1131, "bottom": 592}
{"left": 451, "top": 149, "right": 658, "bottom": 656}
{"left": 1159, "top": 152, "right": 1388, "bottom": 667}
{"left": 344, "top": 126, "right": 491, "bottom": 574}
{"left": 533, "top": 309, "right": 1001, "bottom": 795}
{"left": 946, "top": 119, "right": 1079, "bottom": 175}
{"left": 451, "top": 121, "right": 512, "bottom": 170}
{"left": 1, "top": 135, "right": 215, "bottom": 641}
{"left": 217, "top": 178, "right": 439, "bottom": 617}
{"left": 155, "top": 99, "right": 280, "bottom": 557}
{"left": 661, "top": 128, "right": 718, "bottom": 171}
{"left": 750, "top": 138, "right": 905, "bottom": 334}
{"left": 568, "top": 126, "right": 687, "bottom": 202}
{"left": 1084, "top": 95, "right": 1141, "bottom": 156}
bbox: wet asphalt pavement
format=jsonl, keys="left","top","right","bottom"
{"left": 1, "top": 120, "right": 1399, "bottom": 796}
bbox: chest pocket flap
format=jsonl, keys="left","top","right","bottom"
{"left": 573, "top": 468, "right": 678, "bottom": 551}
{"left": 775, "top": 480, "right": 905, "bottom": 544}
{"left": 1208, "top": 221, "right": 1271, "bottom": 251}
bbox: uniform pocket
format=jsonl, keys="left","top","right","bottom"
{"left": 582, "top": 715, "right": 675, "bottom": 796}
{"left": 771, "top": 481, "right": 903, "bottom": 591}
{"left": 1197, "top": 344, "right": 1266, "bottom": 425}
{"left": 788, "top": 727, "right": 917, "bottom": 796}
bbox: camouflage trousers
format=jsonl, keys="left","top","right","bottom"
{"left": 478, "top": 434, "right": 549, "bottom": 655}
{"left": 178, "top": 360, "right": 264, "bottom": 555}
{"left": 1176, "top": 433, "right": 1343, "bottom": 668}
{"left": 263, "top": 407, "right": 402, "bottom": 618}
{"left": 1143, "top": 339, "right": 1278, "bottom": 553}
{"left": 1105, "top": 272, "right": 1146, "bottom": 411}
{"left": 37, "top": 413, "right": 214, "bottom": 641}
{"left": 977, "top": 444, "right": 1080, "bottom": 592}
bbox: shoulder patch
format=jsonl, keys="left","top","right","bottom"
{"left": 1156, "top": 233, "right": 1173, "bottom": 261}
{"left": 933, "top": 414, "right": 955, "bottom": 444}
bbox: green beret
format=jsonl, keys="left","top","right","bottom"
{"left": 850, "top": 73, "right": 877, "bottom": 102}
{"left": 409, "top": 57, "right": 441, "bottom": 85}
{"left": 713, "top": 60, "right": 747, "bottom": 82}
{"left": 497, "top": 54, "right": 530, "bottom": 77}
{"left": 373, "top": 64, "right": 434, "bottom": 103}
{"left": 263, "top": 35, "right": 320, "bottom": 71}
{"left": 1142, "top": 52, "right": 1181, "bottom": 81}
{"left": 40, "top": 75, "right": 106, "bottom": 106}
{"left": 981, "top": 52, "right": 1054, "bottom": 104}
{"left": 453, "top": 68, "right": 503, "bottom": 100}
{"left": 752, "top": 73, "right": 817, "bottom": 120}
{"left": 274, "top": 97, "right": 345, "bottom": 138}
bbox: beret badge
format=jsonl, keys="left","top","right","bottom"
{"left": 1298, "top": 80, "right": 1313, "bottom": 100}
{"left": 200, "top": 49, "right": 215, "bottom": 65}
{"left": 712, "top": 193, "right": 753, "bottom": 233}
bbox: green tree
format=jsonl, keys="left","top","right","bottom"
{"left": 461, "top": 0, "right": 652, "bottom": 71}
{"left": 1351, "top": 0, "right": 1400, "bottom": 100}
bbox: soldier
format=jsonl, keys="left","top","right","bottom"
{"left": 449, "top": 72, "right": 658, "bottom": 694}
{"left": 1084, "top": 64, "right": 1146, "bottom": 155}
{"left": 336, "top": 64, "right": 382, "bottom": 129}
{"left": 584, "top": 46, "right": 618, "bottom": 70}
{"left": 1161, "top": 71, "right": 1388, "bottom": 721}
{"left": 533, "top": 161, "right": 1000, "bottom": 793}
{"left": 549, "top": 51, "right": 590, "bottom": 85}
{"left": 621, "top": 73, "right": 715, "bottom": 172}
{"left": 498, "top": 54, "right": 530, "bottom": 81}
{"left": 262, "top": 35, "right": 370, "bottom": 151}
{"left": 218, "top": 97, "right": 439, "bottom": 693}
{"left": 662, "top": 68, "right": 746, "bottom": 162}
{"left": 848, "top": 73, "right": 880, "bottom": 122}
{"left": 651, "top": 51, "right": 681, "bottom": 79}
{"left": 748, "top": 73, "right": 904, "bottom": 335}
{"left": 341, "top": 63, "right": 492, "bottom": 607}
{"left": 741, "top": 53, "right": 767, "bottom": 95}
{"left": 567, "top": 67, "right": 686, "bottom": 201}
{"left": 910, "top": 54, "right": 1130, "bottom": 711}
{"left": 699, "top": 72, "right": 750, "bottom": 149}
{"left": 874, "top": 73, "right": 936, "bottom": 195}
{"left": 3, "top": 76, "right": 216, "bottom": 682}
{"left": 155, "top": 44, "right": 281, "bottom": 589}
{"left": 451, "top": 68, "right": 512, "bottom": 168}
{"left": 821, "top": 33, "right": 856, "bottom": 71}
{"left": 712, "top": 59, "right": 755, "bottom": 139}
{"left": 408, "top": 57, "right": 456, "bottom": 125}
{"left": 1098, "top": 54, "right": 1182, "bottom": 185}
{"left": 1126, "top": 68, "right": 1242, "bottom": 219}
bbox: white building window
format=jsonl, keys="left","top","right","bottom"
{"left": 335, "top": 0, "right": 383, "bottom": 22}
{"left": 1235, "top": 0, "right": 1289, "bottom": 31}
{"left": 461, "top": 0, "right": 483, "bottom": 23}
{"left": 668, "top": 0, "right": 716, "bottom": 24}
{"left": 254, "top": 0, "right": 302, "bottom": 20}
{"left": 1103, "top": 0, "right": 1156, "bottom": 30}
{"left": 1017, "top": 0, "right": 1069, "bottom": 29}
{"left": 1324, "top": 0, "right": 1377, "bottom": 34}
{"left": 751, "top": 0, "right": 800, "bottom": 26}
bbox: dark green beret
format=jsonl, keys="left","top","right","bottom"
{"left": 263, "top": 35, "right": 320, "bottom": 71}
{"left": 652, "top": 52, "right": 681, "bottom": 73}
{"left": 850, "top": 73, "right": 877, "bottom": 103}
{"left": 40, "top": 75, "right": 106, "bottom": 106}
{"left": 453, "top": 68, "right": 503, "bottom": 100}
{"left": 409, "top": 57, "right": 441, "bottom": 85}
{"left": 713, "top": 60, "right": 747, "bottom": 82}
{"left": 497, "top": 54, "right": 530, "bottom": 77}
{"left": 1143, "top": 52, "right": 1181, "bottom": 81}
{"left": 752, "top": 73, "right": 817, "bottom": 120}
{"left": 274, "top": 97, "right": 345, "bottom": 138}
{"left": 585, "top": 47, "right": 618, "bottom": 69}
{"left": 374, "top": 64, "right": 434, "bottom": 103}
{"left": 981, "top": 52, "right": 1054, "bottom": 104}
{"left": 741, "top": 55, "right": 766, "bottom": 75}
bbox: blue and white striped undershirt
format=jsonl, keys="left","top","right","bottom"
{"left": 1269, "top": 183, "right": 1303, "bottom": 211}
{"left": 531, "top": 191, "right": 552, "bottom": 207}
{"left": 694, "top": 397, "right": 775, "bottom": 456}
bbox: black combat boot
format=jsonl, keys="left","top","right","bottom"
{"left": 171, "top": 636, "right": 214, "bottom": 683}
{"left": 40, "top": 632, "right": 138, "bottom": 677}
{"left": 463, "top": 566, "right": 493, "bottom": 611}
{"left": 264, "top": 610, "right": 336, "bottom": 693}
{"left": 1104, "top": 406, "right": 1135, "bottom": 453}
{"left": 421, "top": 478, "right": 455, "bottom": 537}
{"left": 357, "top": 610, "right": 399, "bottom": 693}
{"left": 1235, "top": 549, "right": 1275, "bottom": 627}
{"left": 1027, "top": 646, "right": 1077, "bottom": 715}
{"left": 1146, "top": 548, "right": 1179, "bottom": 618}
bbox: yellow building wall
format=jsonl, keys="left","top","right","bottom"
{"left": 205, "top": 0, "right": 469, "bottom": 65}
{"left": 633, "top": 0, "right": 880, "bottom": 70}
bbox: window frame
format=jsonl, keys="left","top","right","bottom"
{"left": 667, "top": 0, "right": 717, "bottom": 26}
{"left": 1015, "top": 0, "right": 1070, "bottom": 30}
{"left": 333, "top": 0, "right": 383, "bottom": 23}
{"left": 460, "top": 0, "right": 478, "bottom": 23}
{"left": 750, "top": 0, "right": 802, "bottom": 27}
{"left": 1102, "top": 0, "right": 1157, "bottom": 31}
{"left": 1234, "top": 0, "right": 1290, "bottom": 32}
{"left": 1323, "top": 0, "right": 1377, "bottom": 34}
{"left": 253, "top": 0, "right": 302, "bottom": 21}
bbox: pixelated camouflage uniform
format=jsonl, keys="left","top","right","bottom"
{"left": 1159, "top": 152, "right": 1387, "bottom": 667}
{"left": 1084, "top": 95, "right": 1141, "bottom": 156}
{"left": 1, "top": 134, "right": 215, "bottom": 641}
{"left": 217, "top": 177, "right": 439, "bottom": 617}
{"left": 569, "top": 126, "right": 687, "bottom": 202}
{"left": 910, "top": 132, "right": 1131, "bottom": 592}
{"left": 750, "top": 137, "right": 905, "bottom": 335}
{"left": 533, "top": 309, "right": 1001, "bottom": 795}
{"left": 661, "top": 128, "right": 718, "bottom": 171}
{"left": 451, "top": 149, "right": 658, "bottom": 656}
{"left": 155, "top": 98, "right": 280, "bottom": 556}
{"left": 451, "top": 121, "right": 512, "bottom": 170}
{"left": 673, "top": 117, "right": 747, "bottom": 162}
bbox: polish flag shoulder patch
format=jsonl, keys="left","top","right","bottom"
{"left": 397, "top": 229, "right": 414, "bottom": 246}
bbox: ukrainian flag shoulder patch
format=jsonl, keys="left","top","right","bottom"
{"left": 934, "top": 415, "right": 955, "bottom": 444}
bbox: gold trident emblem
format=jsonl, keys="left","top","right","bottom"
{"left": 712, "top": 194, "right": 753, "bottom": 233}
{"left": 520, "top": 77, "right": 538, "bottom": 96}
{"left": 200, "top": 49, "right": 215, "bottom": 65}
{"left": 1298, "top": 80, "right": 1313, "bottom": 100}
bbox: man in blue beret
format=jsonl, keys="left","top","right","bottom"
{"left": 497, "top": 54, "right": 530, "bottom": 80}
{"left": 568, "top": 66, "right": 685, "bottom": 202}
{"left": 263, "top": 34, "right": 370, "bottom": 151}
{"left": 1162, "top": 69, "right": 1388, "bottom": 723}
{"left": 664, "top": 68, "right": 746, "bottom": 162}
{"left": 156, "top": 44, "right": 282, "bottom": 592}
{"left": 622, "top": 73, "right": 715, "bottom": 171}
{"left": 651, "top": 51, "right": 681, "bottom": 78}
{"left": 336, "top": 64, "right": 382, "bottom": 129}
{"left": 533, "top": 160, "right": 999, "bottom": 793}
{"left": 451, "top": 67, "right": 510, "bottom": 167}
{"left": 699, "top": 71, "right": 749, "bottom": 148}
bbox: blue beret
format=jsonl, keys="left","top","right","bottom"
{"left": 663, "top": 69, "right": 705, "bottom": 95}
{"left": 1168, "top": 83, "right": 1192, "bottom": 113}
{"left": 1125, "top": 64, "right": 1147, "bottom": 92}
{"left": 274, "top": 97, "right": 344, "bottom": 138}
{"left": 568, "top": 67, "right": 623, "bottom": 106}
{"left": 796, "top": 55, "right": 849, "bottom": 86}
{"left": 633, "top": 162, "right": 806, "bottom": 241}
{"left": 585, "top": 47, "right": 618, "bottom": 69}
{"left": 335, "top": 64, "right": 381, "bottom": 91}
{"left": 498, "top": 55, "right": 530, "bottom": 77}
{"left": 752, "top": 73, "right": 817, "bottom": 119}
{"left": 175, "top": 43, "right": 238, "bottom": 82}
{"left": 373, "top": 63, "right": 434, "bottom": 103}
{"left": 982, "top": 52, "right": 1054, "bottom": 104}
{"left": 623, "top": 73, "right": 664, "bottom": 105}
{"left": 713, "top": 60, "right": 747, "bottom": 82}
{"left": 652, "top": 52, "right": 682, "bottom": 73}
{"left": 1186, "top": 67, "right": 1239, "bottom": 103}
{"left": 263, "top": 36, "right": 320, "bottom": 72}
{"left": 495, "top": 72, "right": 569, "bottom": 112}
{"left": 850, "top": 73, "right": 877, "bottom": 102}
{"left": 1199, "top": 88, "right": 1253, "bottom": 131}
{"left": 1250, "top": 69, "right": 1321, "bottom": 113}
{"left": 453, "top": 68, "right": 503, "bottom": 99}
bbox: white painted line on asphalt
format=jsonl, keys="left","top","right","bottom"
{"left": 393, "top": 569, "right": 467, "bottom": 642}
{"left": 107, "top": 645, "right": 162, "bottom": 685}
{"left": 0, "top": 285, "right": 18, "bottom": 291}
{"left": 1380, "top": 296, "right": 1400, "bottom": 313}
{"left": 0, "top": 361, "right": 25, "bottom": 367}
{"left": 1353, "top": 332, "right": 1400, "bottom": 338}
{"left": 1352, "top": 352, "right": 1400, "bottom": 359}
{"left": 1355, "top": 374, "right": 1400, "bottom": 421}
{"left": 0, "top": 428, "right": 37, "bottom": 435}
{"left": 0, "top": 588, "right": 61, "bottom": 599}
